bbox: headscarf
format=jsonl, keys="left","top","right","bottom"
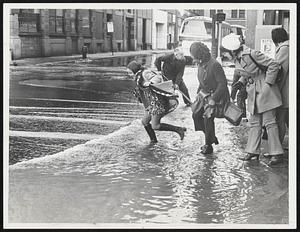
{"left": 127, "top": 61, "right": 142, "bottom": 74}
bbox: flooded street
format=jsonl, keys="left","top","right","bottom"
{"left": 8, "top": 53, "right": 289, "bottom": 225}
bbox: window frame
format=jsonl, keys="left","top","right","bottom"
{"left": 49, "top": 9, "right": 65, "bottom": 34}
{"left": 18, "top": 9, "right": 40, "bottom": 34}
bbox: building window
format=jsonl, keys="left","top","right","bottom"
{"left": 210, "top": 10, "right": 216, "bottom": 18}
{"left": 81, "top": 9, "right": 91, "bottom": 35}
{"left": 231, "top": 10, "right": 238, "bottom": 18}
{"left": 70, "top": 9, "right": 77, "bottom": 33}
{"left": 239, "top": 10, "right": 245, "bottom": 19}
{"left": 217, "top": 10, "right": 223, "bottom": 13}
{"left": 49, "top": 9, "right": 64, "bottom": 33}
{"left": 198, "top": 10, "right": 204, "bottom": 16}
{"left": 18, "top": 9, "right": 40, "bottom": 33}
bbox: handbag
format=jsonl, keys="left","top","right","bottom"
{"left": 223, "top": 101, "right": 244, "bottom": 126}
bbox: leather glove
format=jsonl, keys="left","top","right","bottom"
{"left": 173, "top": 84, "right": 179, "bottom": 90}
{"left": 203, "top": 104, "right": 214, "bottom": 118}
{"left": 231, "top": 81, "right": 244, "bottom": 100}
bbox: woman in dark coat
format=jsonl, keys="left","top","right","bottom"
{"left": 127, "top": 61, "right": 186, "bottom": 143}
{"left": 190, "top": 42, "right": 230, "bottom": 154}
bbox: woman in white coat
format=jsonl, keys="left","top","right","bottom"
{"left": 220, "top": 34, "right": 284, "bottom": 165}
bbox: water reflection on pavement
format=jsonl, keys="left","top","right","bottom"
{"left": 8, "top": 54, "right": 288, "bottom": 225}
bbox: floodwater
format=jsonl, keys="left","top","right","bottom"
{"left": 9, "top": 54, "right": 153, "bottom": 165}
{"left": 7, "top": 54, "right": 289, "bottom": 225}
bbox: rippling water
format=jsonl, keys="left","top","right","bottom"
{"left": 9, "top": 116, "right": 288, "bottom": 224}
{"left": 8, "top": 55, "right": 288, "bottom": 225}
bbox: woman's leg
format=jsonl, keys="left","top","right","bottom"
{"left": 203, "top": 116, "right": 218, "bottom": 145}
{"left": 245, "top": 113, "right": 262, "bottom": 155}
{"left": 151, "top": 114, "right": 186, "bottom": 140}
{"left": 276, "top": 107, "right": 288, "bottom": 144}
{"left": 142, "top": 110, "right": 157, "bottom": 143}
{"left": 263, "top": 109, "right": 284, "bottom": 156}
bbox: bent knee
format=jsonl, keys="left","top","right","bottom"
{"left": 264, "top": 118, "right": 277, "bottom": 128}
{"left": 151, "top": 123, "right": 160, "bottom": 130}
{"left": 141, "top": 118, "right": 150, "bottom": 126}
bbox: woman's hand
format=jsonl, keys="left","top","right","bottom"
{"left": 143, "top": 81, "right": 151, "bottom": 87}
{"left": 173, "top": 84, "right": 179, "bottom": 90}
{"left": 231, "top": 81, "right": 244, "bottom": 100}
{"left": 208, "top": 99, "right": 215, "bottom": 106}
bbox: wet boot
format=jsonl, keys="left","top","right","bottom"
{"left": 159, "top": 123, "right": 186, "bottom": 140}
{"left": 201, "top": 144, "right": 213, "bottom": 154}
{"left": 201, "top": 136, "right": 218, "bottom": 150}
{"left": 144, "top": 124, "right": 157, "bottom": 143}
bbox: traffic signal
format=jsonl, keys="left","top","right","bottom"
{"left": 215, "top": 13, "right": 226, "bottom": 22}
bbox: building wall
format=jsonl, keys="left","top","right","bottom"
{"left": 152, "top": 9, "right": 168, "bottom": 49}
{"left": 10, "top": 8, "right": 184, "bottom": 59}
{"left": 136, "top": 9, "right": 152, "bottom": 50}
{"left": 245, "top": 10, "right": 258, "bottom": 49}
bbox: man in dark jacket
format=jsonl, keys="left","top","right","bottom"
{"left": 190, "top": 42, "right": 230, "bottom": 154}
{"left": 154, "top": 47, "right": 191, "bottom": 106}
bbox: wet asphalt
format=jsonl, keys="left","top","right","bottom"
{"left": 7, "top": 53, "right": 289, "bottom": 225}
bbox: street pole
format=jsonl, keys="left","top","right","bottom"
{"left": 216, "top": 21, "right": 222, "bottom": 63}
{"left": 110, "top": 33, "right": 114, "bottom": 56}
{"left": 215, "top": 12, "right": 226, "bottom": 64}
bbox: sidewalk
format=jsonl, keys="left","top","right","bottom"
{"left": 11, "top": 49, "right": 173, "bottom": 66}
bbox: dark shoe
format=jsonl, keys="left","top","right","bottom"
{"left": 268, "top": 155, "right": 283, "bottom": 166}
{"left": 201, "top": 137, "right": 218, "bottom": 149}
{"left": 239, "top": 153, "right": 259, "bottom": 161}
{"left": 200, "top": 145, "right": 213, "bottom": 154}
{"left": 144, "top": 124, "right": 157, "bottom": 143}
{"left": 262, "top": 153, "right": 272, "bottom": 158}
{"left": 159, "top": 123, "right": 186, "bottom": 140}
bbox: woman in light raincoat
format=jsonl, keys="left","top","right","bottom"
{"left": 271, "top": 27, "right": 289, "bottom": 146}
{"left": 220, "top": 33, "right": 284, "bottom": 165}
{"left": 127, "top": 60, "right": 186, "bottom": 143}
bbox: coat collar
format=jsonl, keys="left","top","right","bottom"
{"left": 276, "top": 40, "right": 289, "bottom": 53}
{"left": 239, "top": 45, "right": 251, "bottom": 57}
{"left": 200, "top": 57, "right": 213, "bottom": 68}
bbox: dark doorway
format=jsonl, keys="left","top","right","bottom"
{"left": 126, "top": 18, "right": 134, "bottom": 51}
{"left": 142, "top": 19, "right": 147, "bottom": 50}
{"left": 72, "top": 38, "right": 78, "bottom": 54}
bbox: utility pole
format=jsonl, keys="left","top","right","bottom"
{"left": 107, "top": 21, "right": 114, "bottom": 55}
{"left": 215, "top": 12, "right": 226, "bottom": 64}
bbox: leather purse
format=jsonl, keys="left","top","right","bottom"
{"left": 223, "top": 101, "right": 244, "bottom": 126}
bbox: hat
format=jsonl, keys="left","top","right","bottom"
{"left": 221, "top": 33, "right": 242, "bottom": 51}
{"left": 127, "top": 61, "right": 142, "bottom": 74}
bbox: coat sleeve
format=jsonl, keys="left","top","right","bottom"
{"left": 154, "top": 55, "right": 163, "bottom": 71}
{"left": 275, "top": 45, "right": 289, "bottom": 73}
{"left": 174, "top": 62, "right": 186, "bottom": 85}
{"left": 251, "top": 50, "right": 280, "bottom": 85}
{"left": 211, "top": 62, "right": 228, "bottom": 102}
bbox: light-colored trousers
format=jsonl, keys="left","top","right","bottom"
{"left": 245, "top": 109, "right": 283, "bottom": 156}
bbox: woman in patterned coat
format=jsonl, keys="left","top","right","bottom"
{"left": 127, "top": 61, "right": 186, "bottom": 143}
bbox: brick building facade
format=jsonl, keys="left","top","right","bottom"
{"left": 10, "top": 9, "right": 184, "bottom": 59}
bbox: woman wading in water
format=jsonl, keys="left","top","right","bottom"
{"left": 127, "top": 60, "right": 186, "bottom": 143}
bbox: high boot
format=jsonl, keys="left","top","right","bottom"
{"left": 144, "top": 124, "right": 158, "bottom": 143}
{"left": 158, "top": 123, "right": 186, "bottom": 140}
